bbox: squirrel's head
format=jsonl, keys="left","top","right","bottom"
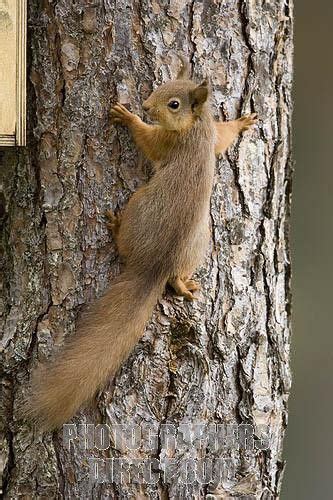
{"left": 142, "top": 56, "right": 211, "bottom": 132}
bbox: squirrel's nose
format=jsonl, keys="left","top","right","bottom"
{"left": 142, "top": 102, "right": 151, "bottom": 112}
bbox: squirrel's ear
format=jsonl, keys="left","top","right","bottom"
{"left": 190, "top": 80, "right": 210, "bottom": 112}
{"left": 176, "top": 54, "right": 190, "bottom": 80}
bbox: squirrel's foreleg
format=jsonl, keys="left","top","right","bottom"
{"left": 110, "top": 103, "right": 170, "bottom": 162}
{"left": 215, "top": 113, "right": 258, "bottom": 155}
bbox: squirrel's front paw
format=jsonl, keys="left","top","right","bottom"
{"left": 110, "top": 103, "right": 135, "bottom": 126}
{"left": 238, "top": 113, "right": 258, "bottom": 132}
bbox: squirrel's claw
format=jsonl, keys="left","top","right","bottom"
{"left": 184, "top": 279, "right": 200, "bottom": 292}
{"left": 238, "top": 113, "right": 258, "bottom": 131}
{"left": 110, "top": 103, "right": 134, "bottom": 125}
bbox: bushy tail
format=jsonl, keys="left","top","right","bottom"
{"left": 27, "top": 270, "right": 165, "bottom": 431}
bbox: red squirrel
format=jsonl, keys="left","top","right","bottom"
{"left": 28, "top": 56, "right": 257, "bottom": 430}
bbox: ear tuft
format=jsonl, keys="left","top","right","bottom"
{"left": 190, "top": 80, "right": 210, "bottom": 112}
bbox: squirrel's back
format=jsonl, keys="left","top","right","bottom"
{"left": 117, "top": 113, "right": 216, "bottom": 278}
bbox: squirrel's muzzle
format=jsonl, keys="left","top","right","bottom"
{"left": 142, "top": 101, "right": 158, "bottom": 122}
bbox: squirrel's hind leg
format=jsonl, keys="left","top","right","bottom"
{"left": 105, "top": 210, "right": 121, "bottom": 245}
{"left": 168, "top": 276, "right": 200, "bottom": 301}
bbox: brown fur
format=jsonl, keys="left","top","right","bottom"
{"left": 27, "top": 57, "right": 257, "bottom": 431}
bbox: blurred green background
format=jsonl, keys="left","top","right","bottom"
{"left": 282, "top": 1, "right": 333, "bottom": 498}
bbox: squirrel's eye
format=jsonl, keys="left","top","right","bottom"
{"left": 168, "top": 100, "right": 180, "bottom": 110}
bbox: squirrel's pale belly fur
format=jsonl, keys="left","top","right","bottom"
{"left": 26, "top": 56, "right": 257, "bottom": 430}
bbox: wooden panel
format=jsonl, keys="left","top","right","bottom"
{"left": 0, "top": 1, "right": 17, "bottom": 136}
{"left": 0, "top": 0, "right": 26, "bottom": 146}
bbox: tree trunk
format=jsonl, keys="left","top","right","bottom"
{"left": 0, "top": 0, "right": 293, "bottom": 498}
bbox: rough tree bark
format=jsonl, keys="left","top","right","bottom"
{"left": 0, "top": 0, "right": 293, "bottom": 498}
